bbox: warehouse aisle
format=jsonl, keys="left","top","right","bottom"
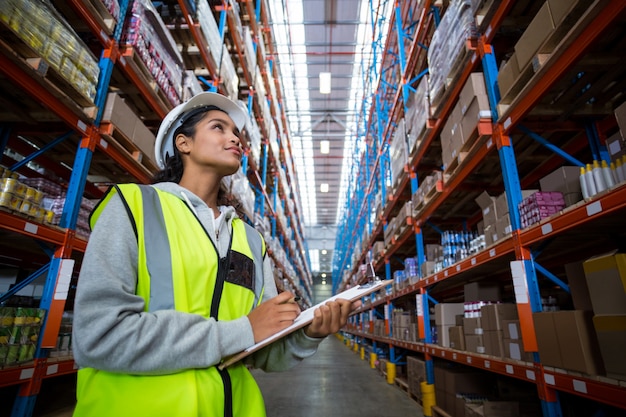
{"left": 252, "top": 335, "right": 423, "bottom": 417}
{"left": 25, "top": 334, "right": 422, "bottom": 416}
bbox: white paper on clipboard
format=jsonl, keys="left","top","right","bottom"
{"left": 219, "top": 279, "right": 392, "bottom": 369}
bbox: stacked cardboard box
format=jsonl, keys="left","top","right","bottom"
{"left": 407, "top": 356, "right": 426, "bottom": 400}
{"left": 539, "top": 166, "right": 583, "bottom": 207}
{"left": 480, "top": 304, "right": 519, "bottom": 358}
{"left": 435, "top": 303, "right": 464, "bottom": 348}
{"left": 583, "top": 251, "right": 626, "bottom": 380}
{"left": 441, "top": 73, "right": 492, "bottom": 173}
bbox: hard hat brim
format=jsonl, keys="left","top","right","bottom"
{"left": 154, "top": 92, "right": 248, "bottom": 169}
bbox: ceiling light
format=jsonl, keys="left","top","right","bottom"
{"left": 319, "top": 72, "right": 331, "bottom": 94}
{"left": 320, "top": 183, "right": 329, "bottom": 193}
{"left": 321, "top": 273, "right": 327, "bottom": 278}
{"left": 321, "top": 249, "right": 327, "bottom": 255}
{"left": 322, "top": 280, "right": 327, "bottom": 285}
{"left": 320, "top": 140, "right": 330, "bottom": 154}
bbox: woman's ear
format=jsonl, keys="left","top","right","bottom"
{"left": 175, "top": 134, "right": 191, "bottom": 155}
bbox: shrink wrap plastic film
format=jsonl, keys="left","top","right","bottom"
{"left": 0, "top": 0, "right": 100, "bottom": 101}
{"left": 427, "top": 0, "right": 479, "bottom": 105}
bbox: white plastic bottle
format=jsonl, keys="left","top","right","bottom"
{"left": 615, "top": 158, "right": 624, "bottom": 183}
{"left": 584, "top": 163, "right": 597, "bottom": 197}
{"left": 601, "top": 160, "right": 615, "bottom": 188}
{"left": 592, "top": 160, "right": 606, "bottom": 193}
{"left": 579, "top": 166, "right": 589, "bottom": 198}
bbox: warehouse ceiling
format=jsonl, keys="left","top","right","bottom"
{"left": 267, "top": 0, "right": 392, "bottom": 273}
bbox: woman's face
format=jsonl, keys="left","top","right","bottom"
{"left": 180, "top": 109, "right": 243, "bottom": 176}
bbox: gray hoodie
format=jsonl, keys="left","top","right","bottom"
{"left": 72, "top": 182, "right": 321, "bottom": 375}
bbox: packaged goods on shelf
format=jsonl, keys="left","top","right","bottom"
{"left": 99, "top": 0, "right": 121, "bottom": 21}
{"left": 219, "top": 44, "right": 239, "bottom": 100}
{"left": 518, "top": 191, "right": 565, "bottom": 229}
{"left": 0, "top": 177, "right": 53, "bottom": 224}
{"left": 582, "top": 251, "right": 626, "bottom": 316}
{"left": 229, "top": 171, "right": 255, "bottom": 220}
{"left": 427, "top": 0, "right": 477, "bottom": 109}
{"left": 389, "top": 119, "right": 408, "bottom": 190}
{"left": 592, "top": 315, "right": 626, "bottom": 380}
{"left": 0, "top": 307, "right": 45, "bottom": 368}
{"left": 441, "top": 230, "right": 478, "bottom": 267}
{"left": 0, "top": 0, "right": 100, "bottom": 102}
{"left": 412, "top": 170, "right": 442, "bottom": 214}
{"left": 242, "top": 26, "right": 257, "bottom": 79}
{"left": 181, "top": 70, "right": 203, "bottom": 101}
{"left": 405, "top": 74, "right": 431, "bottom": 154}
{"left": 122, "top": 0, "right": 184, "bottom": 106}
{"left": 533, "top": 310, "right": 605, "bottom": 375}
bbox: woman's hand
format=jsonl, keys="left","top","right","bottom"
{"left": 247, "top": 292, "right": 301, "bottom": 343}
{"left": 304, "top": 299, "right": 362, "bottom": 338}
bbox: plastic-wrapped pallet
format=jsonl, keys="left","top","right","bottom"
{"left": 122, "top": 0, "right": 184, "bottom": 106}
{"left": 427, "top": 0, "right": 477, "bottom": 108}
{"left": 246, "top": 116, "right": 262, "bottom": 167}
{"left": 218, "top": 44, "right": 240, "bottom": 101}
{"left": 196, "top": 0, "right": 223, "bottom": 64}
{"left": 389, "top": 118, "right": 408, "bottom": 188}
{"left": 0, "top": 0, "right": 100, "bottom": 102}
{"left": 242, "top": 26, "right": 257, "bottom": 77}
{"left": 406, "top": 74, "right": 430, "bottom": 153}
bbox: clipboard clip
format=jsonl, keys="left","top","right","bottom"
{"left": 359, "top": 262, "right": 379, "bottom": 289}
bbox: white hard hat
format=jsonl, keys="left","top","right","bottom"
{"left": 154, "top": 92, "right": 248, "bottom": 169}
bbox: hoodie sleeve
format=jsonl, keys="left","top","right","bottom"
{"left": 72, "top": 193, "right": 257, "bottom": 375}
{"left": 244, "top": 254, "right": 323, "bottom": 371}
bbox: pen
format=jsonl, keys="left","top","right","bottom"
{"left": 281, "top": 296, "right": 301, "bottom": 304}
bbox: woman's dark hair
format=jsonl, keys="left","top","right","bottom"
{"left": 152, "top": 106, "right": 244, "bottom": 213}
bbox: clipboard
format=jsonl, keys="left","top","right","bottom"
{"left": 219, "top": 278, "right": 392, "bottom": 369}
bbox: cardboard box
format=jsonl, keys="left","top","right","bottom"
{"left": 497, "top": 53, "right": 520, "bottom": 98}
{"left": 460, "top": 97, "right": 491, "bottom": 144}
{"left": 437, "top": 325, "right": 455, "bottom": 347}
{"left": 445, "top": 369, "right": 492, "bottom": 395}
{"left": 615, "top": 101, "right": 626, "bottom": 140}
{"left": 481, "top": 304, "right": 518, "bottom": 331}
{"left": 503, "top": 338, "right": 534, "bottom": 362}
{"left": 435, "top": 303, "right": 465, "bottom": 325}
{"left": 539, "top": 166, "right": 582, "bottom": 195}
{"left": 484, "top": 224, "right": 497, "bottom": 246}
{"left": 475, "top": 191, "right": 498, "bottom": 227}
{"left": 484, "top": 330, "right": 504, "bottom": 357}
{"left": 514, "top": 3, "right": 556, "bottom": 71}
{"left": 464, "top": 282, "right": 501, "bottom": 303}
{"left": 502, "top": 319, "right": 521, "bottom": 340}
{"left": 102, "top": 93, "right": 136, "bottom": 138}
{"left": 463, "top": 317, "right": 483, "bottom": 335}
{"left": 606, "top": 131, "right": 626, "bottom": 163}
{"left": 496, "top": 215, "right": 512, "bottom": 240}
{"left": 131, "top": 118, "right": 156, "bottom": 164}
{"left": 533, "top": 312, "right": 563, "bottom": 368}
{"left": 592, "top": 315, "right": 626, "bottom": 379}
{"left": 465, "top": 334, "right": 485, "bottom": 354}
{"left": 495, "top": 190, "right": 539, "bottom": 217}
{"left": 583, "top": 251, "right": 626, "bottom": 315}
{"left": 547, "top": 0, "right": 579, "bottom": 26}
{"left": 564, "top": 261, "right": 594, "bottom": 311}
{"left": 458, "top": 73, "right": 489, "bottom": 116}
{"left": 448, "top": 326, "right": 466, "bottom": 350}
{"left": 553, "top": 310, "right": 604, "bottom": 375}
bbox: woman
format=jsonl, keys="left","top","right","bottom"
{"left": 72, "top": 92, "right": 358, "bottom": 416}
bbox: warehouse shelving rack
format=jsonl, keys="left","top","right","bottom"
{"left": 338, "top": 0, "right": 626, "bottom": 415}
{"left": 0, "top": 0, "right": 312, "bottom": 414}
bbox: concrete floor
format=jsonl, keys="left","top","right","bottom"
{"left": 252, "top": 335, "right": 423, "bottom": 417}
{"left": 5, "top": 335, "right": 422, "bottom": 417}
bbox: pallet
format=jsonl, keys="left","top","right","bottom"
{"left": 412, "top": 180, "right": 443, "bottom": 217}
{"left": 99, "top": 122, "right": 159, "bottom": 176}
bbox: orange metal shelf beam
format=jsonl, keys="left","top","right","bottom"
{"left": 500, "top": 0, "right": 626, "bottom": 134}
{"left": 66, "top": 0, "right": 113, "bottom": 47}
{"left": 0, "top": 211, "right": 87, "bottom": 252}
{"left": 0, "top": 359, "right": 76, "bottom": 389}
{"left": 0, "top": 53, "right": 90, "bottom": 137}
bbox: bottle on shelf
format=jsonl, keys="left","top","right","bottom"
{"left": 579, "top": 166, "right": 590, "bottom": 199}
{"left": 592, "top": 160, "right": 606, "bottom": 193}
{"left": 583, "top": 163, "right": 597, "bottom": 197}
{"left": 601, "top": 160, "right": 615, "bottom": 188}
